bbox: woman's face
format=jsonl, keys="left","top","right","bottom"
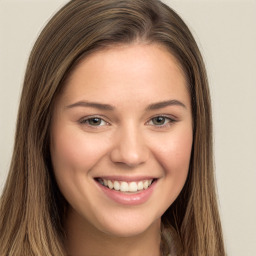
{"left": 50, "top": 43, "right": 193, "bottom": 237}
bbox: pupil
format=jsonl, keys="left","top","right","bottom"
{"left": 153, "top": 116, "right": 165, "bottom": 125}
{"left": 89, "top": 118, "right": 101, "bottom": 125}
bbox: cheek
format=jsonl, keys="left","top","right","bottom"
{"left": 50, "top": 125, "right": 113, "bottom": 213}
{"left": 50, "top": 125, "right": 111, "bottom": 177}
{"left": 150, "top": 127, "right": 193, "bottom": 200}
{"left": 152, "top": 129, "right": 192, "bottom": 173}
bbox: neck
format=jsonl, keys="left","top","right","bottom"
{"left": 64, "top": 207, "right": 162, "bottom": 256}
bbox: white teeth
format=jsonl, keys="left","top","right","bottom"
{"left": 143, "top": 180, "right": 149, "bottom": 189}
{"left": 113, "top": 181, "right": 120, "bottom": 191}
{"left": 138, "top": 181, "right": 144, "bottom": 190}
{"left": 120, "top": 182, "right": 129, "bottom": 192}
{"left": 99, "top": 179, "right": 154, "bottom": 192}
{"left": 129, "top": 182, "right": 138, "bottom": 192}
{"left": 107, "top": 180, "right": 114, "bottom": 189}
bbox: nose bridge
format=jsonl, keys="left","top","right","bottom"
{"left": 110, "top": 122, "right": 148, "bottom": 167}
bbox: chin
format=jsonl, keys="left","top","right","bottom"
{"left": 95, "top": 212, "right": 161, "bottom": 238}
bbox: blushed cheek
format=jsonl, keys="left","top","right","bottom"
{"left": 50, "top": 128, "right": 107, "bottom": 177}
{"left": 154, "top": 131, "right": 193, "bottom": 177}
{"left": 174, "top": 135, "right": 192, "bottom": 168}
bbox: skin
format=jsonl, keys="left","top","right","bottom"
{"left": 50, "top": 43, "right": 193, "bottom": 256}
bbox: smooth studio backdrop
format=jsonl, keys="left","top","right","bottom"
{"left": 0, "top": 0, "right": 256, "bottom": 255}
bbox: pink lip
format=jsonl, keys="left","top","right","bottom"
{"left": 95, "top": 179, "right": 157, "bottom": 206}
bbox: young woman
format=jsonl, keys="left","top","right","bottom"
{"left": 0, "top": 0, "right": 226, "bottom": 255}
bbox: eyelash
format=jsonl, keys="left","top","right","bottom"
{"left": 79, "top": 115, "right": 176, "bottom": 129}
{"left": 79, "top": 116, "right": 109, "bottom": 127}
{"left": 146, "top": 115, "right": 176, "bottom": 128}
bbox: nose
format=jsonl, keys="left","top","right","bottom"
{"left": 110, "top": 125, "right": 149, "bottom": 168}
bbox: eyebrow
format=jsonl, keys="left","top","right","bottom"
{"left": 146, "top": 100, "right": 186, "bottom": 110}
{"left": 65, "top": 99, "right": 186, "bottom": 111}
{"left": 65, "top": 101, "right": 115, "bottom": 111}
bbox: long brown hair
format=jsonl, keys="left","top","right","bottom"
{"left": 0, "top": 0, "right": 225, "bottom": 255}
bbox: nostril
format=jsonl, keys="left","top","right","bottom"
{"left": 109, "top": 132, "right": 149, "bottom": 167}
{"left": 110, "top": 148, "right": 148, "bottom": 167}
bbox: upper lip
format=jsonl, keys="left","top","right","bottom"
{"left": 95, "top": 176, "right": 157, "bottom": 182}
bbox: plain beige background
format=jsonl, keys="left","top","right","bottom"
{"left": 0, "top": 0, "right": 256, "bottom": 255}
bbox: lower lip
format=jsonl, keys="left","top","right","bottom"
{"left": 96, "top": 180, "right": 157, "bottom": 206}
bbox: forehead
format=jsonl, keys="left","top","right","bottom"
{"left": 59, "top": 43, "right": 189, "bottom": 108}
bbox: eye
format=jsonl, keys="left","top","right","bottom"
{"left": 148, "top": 116, "right": 174, "bottom": 127}
{"left": 80, "top": 117, "right": 108, "bottom": 127}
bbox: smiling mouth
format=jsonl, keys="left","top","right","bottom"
{"left": 95, "top": 178, "right": 156, "bottom": 193}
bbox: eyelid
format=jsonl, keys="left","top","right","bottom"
{"left": 78, "top": 114, "right": 177, "bottom": 128}
{"left": 79, "top": 115, "right": 110, "bottom": 127}
{"left": 146, "top": 114, "right": 177, "bottom": 127}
